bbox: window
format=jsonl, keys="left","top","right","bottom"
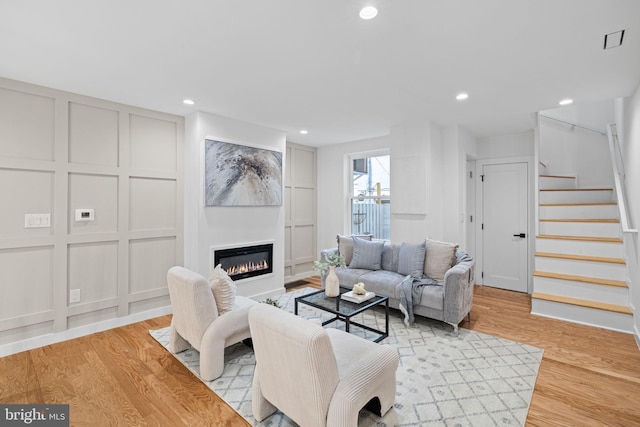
{"left": 350, "top": 152, "right": 390, "bottom": 240}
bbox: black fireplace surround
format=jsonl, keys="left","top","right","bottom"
{"left": 214, "top": 243, "right": 273, "bottom": 281}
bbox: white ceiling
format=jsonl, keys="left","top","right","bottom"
{"left": 1, "top": 1, "right": 639, "bottom": 146}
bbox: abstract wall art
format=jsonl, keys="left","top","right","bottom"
{"left": 204, "top": 139, "right": 283, "bottom": 206}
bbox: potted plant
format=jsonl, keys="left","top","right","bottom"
{"left": 313, "top": 253, "right": 345, "bottom": 297}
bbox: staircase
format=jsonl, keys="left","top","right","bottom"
{"left": 531, "top": 175, "right": 633, "bottom": 333}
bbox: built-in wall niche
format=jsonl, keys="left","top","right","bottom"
{"left": 211, "top": 242, "right": 274, "bottom": 282}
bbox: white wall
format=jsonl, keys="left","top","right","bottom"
{"left": 622, "top": 83, "right": 640, "bottom": 343}
{"left": 317, "top": 120, "right": 473, "bottom": 253}
{"left": 538, "top": 116, "right": 613, "bottom": 188}
{"left": 184, "top": 112, "right": 286, "bottom": 300}
{"left": 477, "top": 131, "right": 534, "bottom": 159}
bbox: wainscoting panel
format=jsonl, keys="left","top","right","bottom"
{"left": 0, "top": 246, "right": 54, "bottom": 320}
{"left": 68, "top": 102, "right": 119, "bottom": 166}
{"left": 129, "top": 114, "right": 178, "bottom": 172}
{"left": 129, "top": 177, "right": 177, "bottom": 231}
{"left": 0, "top": 76, "right": 184, "bottom": 352}
{"left": 68, "top": 173, "right": 119, "bottom": 234}
{"left": 284, "top": 143, "right": 316, "bottom": 283}
{"left": 67, "top": 241, "right": 119, "bottom": 303}
{"left": 0, "top": 86, "right": 55, "bottom": 161}
{"left": 128, "top": 237, "right": 177, "bottom": 295}
{"left": 0, "top": 169, "right": 53, "bottom": 237}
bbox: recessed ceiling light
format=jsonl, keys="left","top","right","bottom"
{"left": 182, "top": 98, "right": 195, "bottom": 105}
{"left": 456, "top": 92, "right": 469, "bottom": 101}
{"left": 359, "top": 6, "right": 378, "bottom": 20}
{"left": 559, "top": 99, "right": 573, "bottom": 106}
{"left": 300, "top": 130, "right": 308, "bottom": 135}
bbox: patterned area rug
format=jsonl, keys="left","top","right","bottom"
{"left": 150, "top": 288, "right": 543, "bottom": 426}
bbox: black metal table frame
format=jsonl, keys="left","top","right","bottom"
{"left": 294, "top": 287, "right": 389, "bottom": 343}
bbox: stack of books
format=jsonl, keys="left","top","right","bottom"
{"left": 341, "top": 290, "right": 375, "bottom": 303}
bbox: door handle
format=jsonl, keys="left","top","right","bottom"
{"left": 513, "top": 233, "right": 526, "bottom": 238}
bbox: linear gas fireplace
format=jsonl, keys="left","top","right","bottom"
{"left": 212, "top": 242, "right": 273, "bottom": 281}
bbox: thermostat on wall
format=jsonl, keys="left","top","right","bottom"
{"left": 75, "top": 208, "right": 95, "bottom": 222}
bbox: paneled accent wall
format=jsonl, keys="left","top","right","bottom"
{"left": 0, "top": 78, "right": 183, "bottom": 348}
{"left": 284, "top": 142, "right": 317, "bottom": 281}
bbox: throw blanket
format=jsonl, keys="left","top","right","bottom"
{"left": 398, "top": 275, "right": 440, "bottom": 325}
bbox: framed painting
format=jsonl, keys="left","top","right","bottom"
{"left": 204, "top": 138, "right": 283, "bottom": 206}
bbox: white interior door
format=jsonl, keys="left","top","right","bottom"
{"left": 482, "top": 162, "right": 528, "bottom": 292}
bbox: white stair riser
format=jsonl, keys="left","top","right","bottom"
{"left": 539, "top": 190, "right": 613, "bottom": 204}
{"left": 539, "top": 176, "right": 576, "bottom": 190}
{"left": 535, "top": 238, "right": 624, "bottom": 258}
{"left": 534, "top": 257, "right": 626, "bottom": 280}
{"left": 533, "top": 276, "right": 628, "bottom": 306}
{"left": 531, "top": 299, "right": 633, "bottom": 333}
{"left": 539, "top": 204, "right": 618, "bottom": 219}
{"left": 538, "top": 221, "right": 620, "bottom": 238}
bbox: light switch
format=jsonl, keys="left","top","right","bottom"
{"left": 24, "top": 214, "right": 51, "bottom": 228}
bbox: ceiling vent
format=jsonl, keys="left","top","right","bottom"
{"left": 604, "top": 30, "right": 625, "bottom": 49}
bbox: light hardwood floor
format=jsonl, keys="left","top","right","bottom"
{"left": 2, "top": 278, "right": 640, "bottom": 426}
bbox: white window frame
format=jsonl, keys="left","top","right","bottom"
{"left": 346, "top": 149, "right": 391, "bottom": 240}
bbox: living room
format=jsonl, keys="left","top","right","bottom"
{"left": 2, "top": 1, "right": 640, "bottom": 426}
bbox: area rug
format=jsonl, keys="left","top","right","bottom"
{"left": 150, "top": 288, "right": 543, "bottom": 426}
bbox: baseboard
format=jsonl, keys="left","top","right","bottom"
{"left": 0, "top": 305, "right": 173, "bottom": 358}
{"left": 635, "top": 323, "right": 640, "bottom": 351}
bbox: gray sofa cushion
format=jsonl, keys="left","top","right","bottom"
{"left": 349, "top": 237, "right": 384, "bottom": 270}
{"left": 397, "top": 241, "right": 426, "bottom": 279}
{"left": 358, "top": 270, "right": 406, "bottom": 296}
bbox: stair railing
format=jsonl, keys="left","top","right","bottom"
{"left": 607, "top": 123, "right": 638, "bottom": 234}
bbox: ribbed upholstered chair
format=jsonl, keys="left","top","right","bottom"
{"left": 167, "top": 266, "right": 257, "bottom": 381}
{"left": 248, "top": 303, "right": 399, "bottom": 427}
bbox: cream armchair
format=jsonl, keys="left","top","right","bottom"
{"left": 248, "top": 303, "right": 399, "bottom": 427}
{"left": 167, "top": 266, "right": 257, "bottom": 381}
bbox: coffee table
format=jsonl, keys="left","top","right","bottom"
{"left": 294, "top": 286, "right": 389, "bottom": 342}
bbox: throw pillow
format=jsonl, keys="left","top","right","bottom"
{"left": 424, "top": 238, "right": 459, "bottom": 282}
{"left": 397, "top": 241, "right": 426, "bottom": 279}
{"left": 348, "top": 236, "right": 384, "bottom": 270}
{"left": 337, "top": 234, "right": 372, "bottom": 265}
{"left": 208, "top": 264, "right": 236, "bottom": 315}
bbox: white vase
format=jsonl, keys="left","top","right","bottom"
{"left": 325, "top": 265, "right": 340, "bottom": 297}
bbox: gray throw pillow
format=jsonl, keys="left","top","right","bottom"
{"left": 337, "top": 234, "right": 372, "bottom": 265}
{"left": 397, "top": 241, "right": 426, "bottom": 279}
{"left": 348, "top": 236, "right": 384, "bottom": 270}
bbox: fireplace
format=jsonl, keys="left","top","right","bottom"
{"left": 213, "top": 243, "right": 273, "bottom": 281}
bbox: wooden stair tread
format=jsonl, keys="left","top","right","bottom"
{"left": 532, "top": 292, "right": 633, "bottom": 315}
{"left": 539, "top": 218, "right": 619, "bottom": 223}
{"left": 537, "top": 234, "right": 623, "bottom": 243}
{"left": 535, "top": 252, "right": 625, "bottom": 264}
{"left": 539, "top": 174, "right": 576, "bottom": 179}
{"left": 533, "top": 271, "right": 627, "bottom": 288}
{"left": 539, "top": 202, "right": 617, "bottom": 206}
{"left": 539, "top": 188, "right": 613, "bottom": 192}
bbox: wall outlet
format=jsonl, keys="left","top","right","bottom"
{"left": 70, "top": 289, "right": 81, "bottom": 303}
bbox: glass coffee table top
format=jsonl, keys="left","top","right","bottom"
{"left": 294, "top": 286, "right": 389, "bottom": 342}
